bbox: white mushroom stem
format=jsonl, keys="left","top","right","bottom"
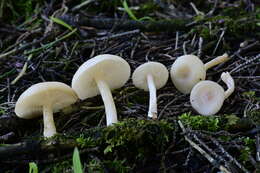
{"left": 204, "top": 53, "right": 229, "bottom": 70}
{"left": 43, "top": 104, "right": 57, "bottom": 137}
{"left": 96, "top": 79, "right": 118, "bottom": 126}
{"left": 221, "top": 72, "right": 235, "bottom": 99}
{"left": 147, "top": 74, "right": 157, "bottom": 119}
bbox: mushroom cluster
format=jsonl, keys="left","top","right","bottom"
{"left": 170, "top": 53, "right": 229, "bottom": 94}
{"left": 14, "top": 53, "right": 235, "bottom": 138}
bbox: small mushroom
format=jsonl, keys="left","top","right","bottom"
{"left": 132, "top": 62, "right": 169, "bottom": 119}
{"left": 72, "top": 54, "right": 131, "bottom": 126}
{"left": 190, "top": 72, "right": 235, "bottom": 115}
{"left": 15, "top": 82, "right": 78, "bottom": 137}
{"left": 170, "top": 53, "right": 229, "bottom": 94}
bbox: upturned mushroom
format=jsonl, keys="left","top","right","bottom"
{"left": 72, "top": 54, "right": 130, "bottom": 126}
{"left": 190, "top": 72, "right": 235, "bottom": 115}
{"left": 15, "top": 82, "right": 78, "bottom": 137}
{"left": 132, "top": 62, "right": 169, "bottom": 119}
{"left": 170, "top": 53, "right": 229, "bottom": 94}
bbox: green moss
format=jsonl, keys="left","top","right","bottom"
{"left": 179, "top": 113, "right": 220, "bottom": 131}
{"left": 0, "top": 0, "right": 44, "bottom": 23}
{"left": 191, "top": 6, "right": 259, "bottom": 41}
{"left": 73, "top": 119, "right": 175, "bottom": 171}
{"left": 242, "top": 91, "right": 260, "bottom": 126}
{"left": 103, "top": 159, "right": 131, "bottom": 173}
{"left": 76, "top": 134, "right": 96, "bottom": 148}
{"left": 179, "top": 113, "right": 254, "bottom": 132}
{"left": 239, "top": 137, "right": 255, "bottom": 165}
{"left": 87, "top": 159, "right": 105, "bottom": 173}
{"left": 50, "top": 160, "right": 72, "bottom": 173}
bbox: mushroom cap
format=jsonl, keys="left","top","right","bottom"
{"left": 72, "top": 54, "right": 131, "bottom": 100}
{"left": 132, "top": 62, "right": 169, "bottom": 91}
{"left": 190, "top": 80, "right": 225, "bottom": 116}
{"left": 15, "top": 82, "right": 78, "bottom": 119}
{"left": 170, "top": 55, "right": 206, "bottom": 94}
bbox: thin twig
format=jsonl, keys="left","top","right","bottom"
{"left": 178, "top": 120, "right": 231, "bottom": 173}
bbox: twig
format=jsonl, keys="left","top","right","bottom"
{"left": 256, "top": 134, "right": 260, "bottom": 162}
{"left": 0, "top": 36, "right": 47, "bottom": 60}
{"left": 25, "top": 28, "right": 77, "bottom": 55}
{"left": 81, "top": 29, "right": 140, "bottom": 43}
{"left": 175, "top": 31, "right": 179, "bottom": 50}
{"left": 178, "top": 120, "right": 231, "bottom": 173}
{"left": 0, "top": 132, "right": 15, "bottom": 142}
{"left": 198, "top": 37, "right": 203, "bottom": 57}
{"left": 183, "top": 41, "right": 187, "bottom": 55}
{"left": 212, "top": 29, "right": 225, "bottom": 55}
{"left": 76, "top": 16, "right": 189, "bottom": 31}
{"left": 190, "top": 2, "right": 205, "bottom": 16}
{"left": 230, "top": 54, "right": 260, "bottom": 74}
{"left": 11, "top": 54, "right": 33, "bottom": 85}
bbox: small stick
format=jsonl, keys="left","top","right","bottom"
{"left": 212, "top": 29, "right": 225, "bottom": 55}
{"left": 11, "top": 54, "right": 33, "bottom": 85}
{"left": 175, "top": 31, "right": 179, "bottom": 50}
{"left": 198, "top": 37, "right": 203, "bottom": 58}
{"left": 256, "top": 134, "right": 260, "bottom": 162}
{"left": 190, "top": 2, "right": 204, "bottom": 16}
{"left": 178, "top": 120, "right": 231, "bottom": 173}
{"left": 25, "top": 28, "right": 77, "bottom": 55}
{"left": 183, "top": 41, "right": 187, "bottom": 55}
{"left": 0, "top": 132, "right": 15, "bottom": 142}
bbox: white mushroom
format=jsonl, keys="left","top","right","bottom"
{"left": 190, "top": 72, "right": 235, "bottom": 115}
{"left": 72, "top": 54, "right": 130, "bottom": 126}
{"left": 132, "top": 62, "right": 169, "bottom": 119}
{"left": 170, "top": 53, "right": 229, "bottom": 94}
{"left": 15, "top": 82, "right": 78, "bottom": 137}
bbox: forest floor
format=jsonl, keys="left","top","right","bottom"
{"left": 0, "top": 0, "right": 259, "bottom": 172}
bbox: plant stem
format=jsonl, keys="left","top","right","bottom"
{"left": 43, "top": 104, "right": 57, "bottom": 137}
{"left": 96, "top": 79, "right": 118, "bottom": 126}
{"left": 147, "top": 74, "right": 157, "bottom": 119}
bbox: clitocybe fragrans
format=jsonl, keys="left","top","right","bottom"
{"left": 15, "top": 82, "right": 78, "bottom": 137}
{"left": 132, "top": 62, "right": 169, "bottom": 119}
{"left": 72, "top": 54, "right": 131, "bottom": 126}
{"left": 190, "top": 72, "right": 235, "bottom": 116}
{"left": 170, "top": 53, "right": 229, "bottom": 94}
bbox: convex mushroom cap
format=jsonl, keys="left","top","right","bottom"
{"left": 132, "top": 62, "right": 169, "bottom": 119}
{"left": 190, "top": 72, "right": 235, "bottom": 115}
{"left": 15, "top": 82, "right": 78, "bottom": 137}
{"left": 171, "top": 53, "right": 229, "bottom": 94}
{"left": 72, "top": 54, "right": 131, "bottom": 126}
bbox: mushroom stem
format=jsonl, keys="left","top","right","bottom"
{"left": 147, "top": 74, "right": 157, "bottom": 119}
{"left": 221, "top": 72, "right": 235, "bottom": 99}
{"left": 96, "top": 79, "right": 118, "bottom": 126}
{"left": 43, "top": 104, "right": 57, "bottom": 137}
{"left": 204, "top": 53, "right": 229, "bottom": 70}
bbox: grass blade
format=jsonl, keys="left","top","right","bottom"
{"left": 50, "top": 16, "right": 73, "bottom": 31}
{"left": 122, "top": 0, "right": 138, "bottom": 21}
{"left": 73, "top": 147, "right": 83, "bottom": 173}
{"left": 29, "top": 162, "right": 38, "bottom": 173}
